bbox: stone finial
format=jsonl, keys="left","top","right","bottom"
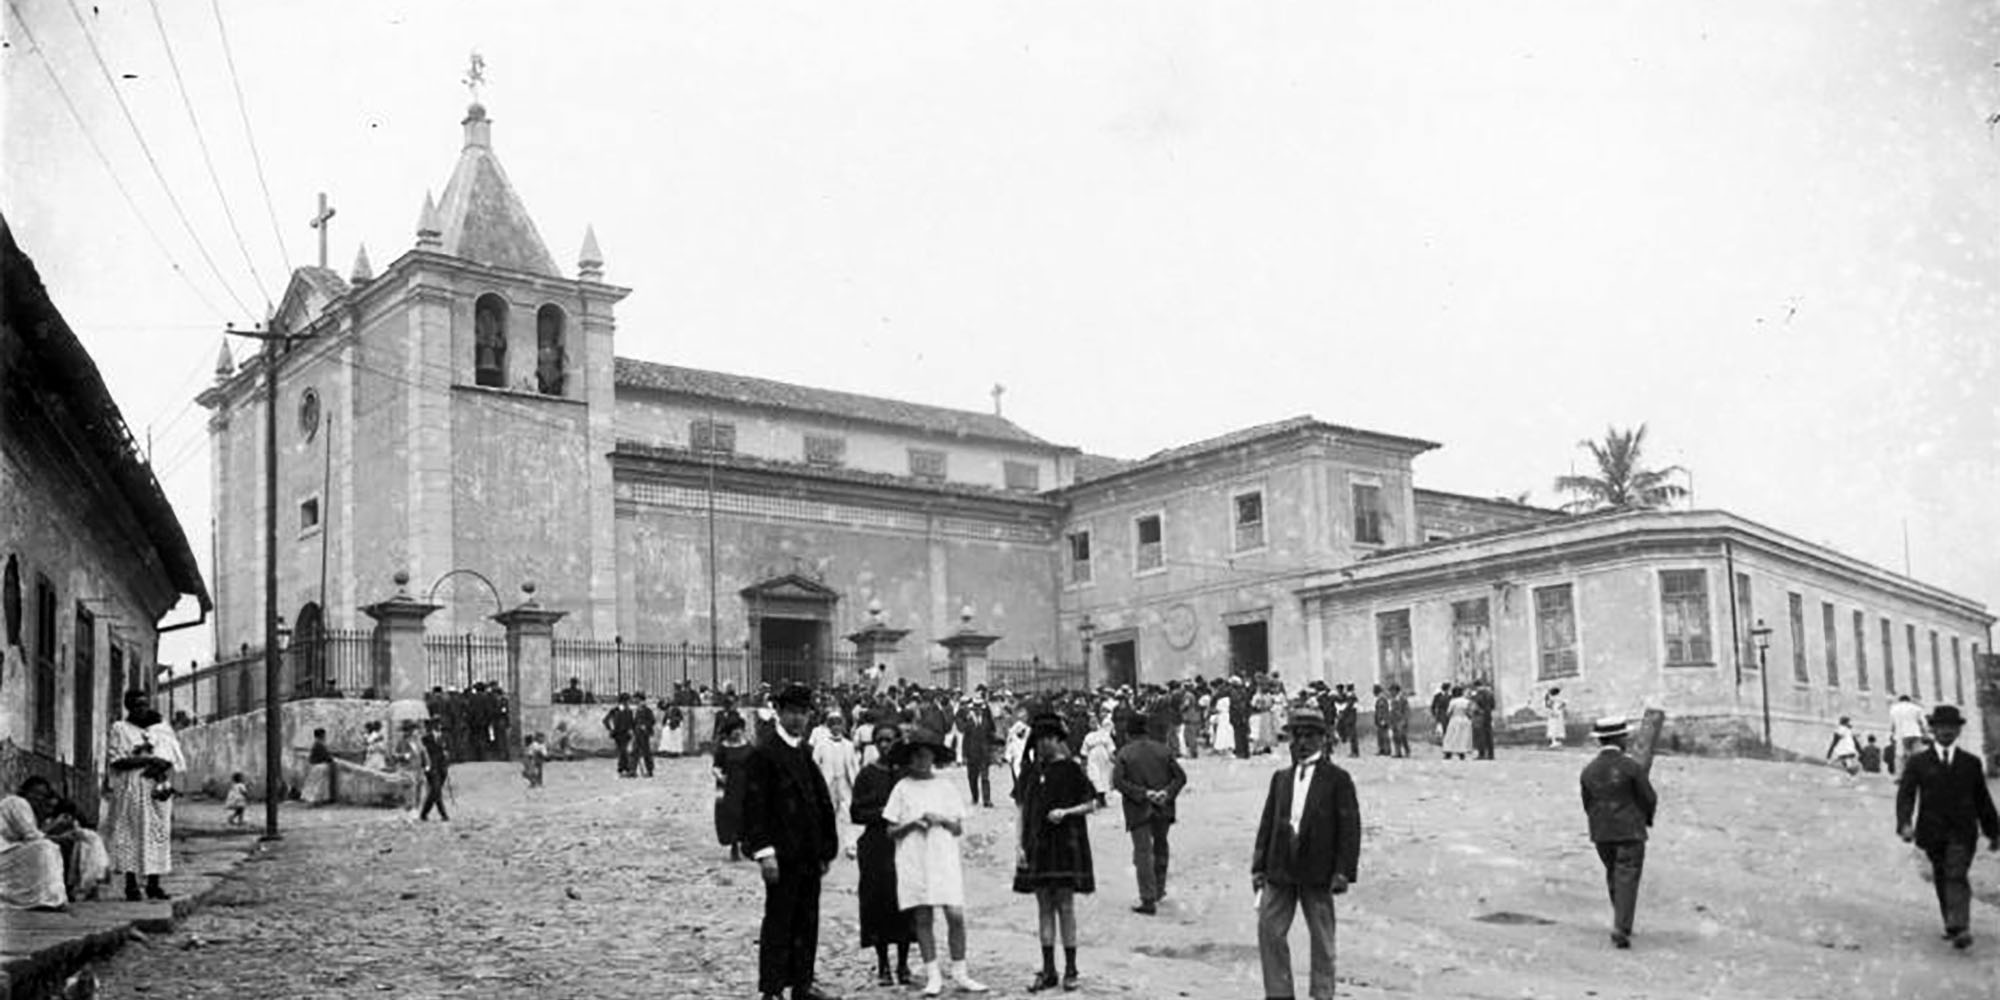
{"left": 578, "top": 225, "right": 604, "bottom": 282}
{"left": 518, "top": 580, "right": 540, "bottom": 608}
{"left": 392, "top": 570, "right": 412, "bottom": 599}
{"left": 868, "top": 598, "right": 884, "bottom": 625}
{"left": 213, "top": 339, "right": 234, "bottom": 381}
{"left": 959, "top": 603, "right": 975, "bottom": 629}
{"left": 350, "top": 243, "right": 374, "bottom": 285}
{"left": 416, "top": 191, "right": 442, "bottom": 250}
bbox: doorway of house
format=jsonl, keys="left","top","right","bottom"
{"left": 1102, "top": 639, "right": 1138, "bottom": 689}
{"left": 1228, "top": 621, "right": 1270, "bottom": 678}
{"left": 758, "top": 616, "right": 821, "bottom": 686}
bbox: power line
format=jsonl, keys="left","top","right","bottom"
{"left": 209, "top": 0, "right": 291, "bottom": 276}
{"left": 4, "top": 0, "right": 228, "bottom": 321}
{"left": 60, "top": 0, "right": 255, "bottom": 318}
{"left": 148, "top": 0, "right": 271, "bottom": 307}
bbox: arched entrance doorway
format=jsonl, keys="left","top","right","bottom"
{"left": 740, "top": 574, "right": 840, "bottom": 686}
{"left": 292, "top": 602, "right": 326, "bottom": 697}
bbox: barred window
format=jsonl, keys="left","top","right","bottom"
{"left": 690, "top": 419, "right": 736, "bottom": 454}
{"left": 1451, "top": 597, "right": 1492, "bottom": 681}
{"left": 1352, "top": 483, "right": 1384, "bottom": 545}
{"left": 1067, "top": 531, "right": 1092, "bottom": 584}
{"left": 1659, "top": 570, "right": 1712, "bottom": 665}
{"left": 1735, "top": 573, "right": 1755, "bottom": 671}
{"left": 803, "top": 433, "right": 846, "bottom": 468}
{"left": 1377, "top": 609, "right": 1414, "bottom": 692}
{"left": 1822, "top": 602, "right": 1839, "bottom": 687}
{"left": 1535, "top": 584, "right": 1578, "bottom": 680}
{"left": 908, "top": 448, "right": 947, "bottom": 482}
{"left": 1881, "top": 617, "right": 1896, "bottom": 694}
{"left": 1852, "top": 610, "right": 1869, "bottom": 691}
{"left": 1907, "top": 624, "right": 1920, "bottom": 700}
{"left": 1233, "top": 491, "right": 1265, "bottom": 551}
{"left": 1004, "top": 461, "right": 1040, "bottom": 492}
{"left": 1951, "top": 635, "right": 1964, "bottom": 705}
{"left": 1789, "top": 593, "right": 1809, "bottom": 684}
{"left": 1134, "top": 514, "right": 1164, "bottom": 573}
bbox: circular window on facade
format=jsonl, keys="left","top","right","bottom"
{"left": 298, "top": 387, "right": 321, "bottom": 440}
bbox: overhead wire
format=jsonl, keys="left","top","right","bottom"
{"left": 3, "top": 0, "right": 228, "bottom": 321}
{"left": 208, "top": 0, "right": 291, "bottom": 276}
{"left": 147, "top": 0, "right": 272, "bottom": 308}
{"left": 59, "top": 0, "right": 255, "bottom": 319}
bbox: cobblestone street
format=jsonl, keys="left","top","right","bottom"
{"left": 86, "top": 750, "right": 1998, "bottom": 999}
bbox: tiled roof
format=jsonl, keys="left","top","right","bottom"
{"left": 1069, "top": 416, "right": 1439, "bottom": 486}
{"left": 1075, "top": 453, "right": 1134, "bottom": 481}
{"left": 614, "top": 357, "right": 1056, "bottom": 447}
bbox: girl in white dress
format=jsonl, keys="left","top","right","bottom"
{"left": 1079, "top": 715, "right": 1116, "bottom": 805}
{"left": 1542, "top": 688, "right": 1567, "bottom": 748}
{"left": 1209, "top": 692, "right": 1235, "bottom": 756}
{"left": 883, "top": 728, "right": 989, "bottom": 996}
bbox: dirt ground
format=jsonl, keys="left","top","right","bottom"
{"left": 87, "top": 745, "right": 1997, "bottom": 999}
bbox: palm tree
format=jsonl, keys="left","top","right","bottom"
{"left": 1553, "top": 425, "right": 1689, "bottom": 513}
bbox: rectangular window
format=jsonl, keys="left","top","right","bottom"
{"left": 1821, "top": 601, "right": 1839, "bottom": 687}
{"left": 689, "top": 419, "right": 736, "bottom": 454}
{"left": 72, "top": 603, "right": 94, "bottom": 770}
{"left": 1377, "top": 609, "right": 1414, "bottom": 692}
{"left": 908, "top": 448, "right": 947, "bottom": 482}
{"left": 1066, "top": 530, "right": 1092, "bottom": 585}
{"left": 803, "top": 433, "right": 846, "bottom": 468}
{"left": 1929, "top": 631, "right": 1942, "bottom": 705}
{"left": 1735, "top": 573, "right": 1755, "bottom": 670}
{"left": 1906, "top": 624, "right": 1920, "bottom": 700}
{"left": 1788, "top": 593, "right": 1809, "bottom": 684}
{"left": 1881, "top": 617, "right": 1896, "bottom": 694}
{"left": 32, "top": 576, "right": 57, "bottom": 751}
{"left": 1451, "top": 597, "right": 1493, "bottom": 682}
{"left": 1233, "top": 490, "right": 1266, "bottom": 551}
{"left": 1134, "top": 514, "right": 1164, "bottom": 573}
{"left": 1659, "top": 570, "right": 1713, "bottom": 665}
{"left": 1852, "top": 610, "right": 1869, "bottom": 691}
{"left": 1002, "top": 461, "right": 1040, "bottom": 492}
{"left": 1352, "top": 482, "right": 1384, "bottom": 545}
{"left": 299, "top": 497, "right": 321, "bottom": 532}
{"left": 1951, "top": 636, "right": 1964, "bottom": 706}
{"left": 1534, "top": 584, "right": 1579, "bottom": 680}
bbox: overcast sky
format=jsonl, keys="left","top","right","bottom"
{"left": 5, "top": 1, "right": 1998, "bottom": 668}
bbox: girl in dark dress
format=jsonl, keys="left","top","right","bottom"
{"left": 711, "top": 714, "right": 753, "bottom": 861}
{"left": 1013, "top": 713, "right": 1096, "bottom": 992}
{"left": 851, "top": 720, "right": 916, "bottom": 986}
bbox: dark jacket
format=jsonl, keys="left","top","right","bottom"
{"left": 741, "top": 730, "right": 839, "bottom": 868}
{"left": 1110, "top": 735, "right": 1187, "bottom": 829}
{"left": 603, "top": 705, "right": 634, "bottom": 739}
{"left": 1252, "top": 757, "right": 1361, "bottom": 888}
{"left": 1895, "top": 745, "right": 2000, "bottom": 851}
{"left": 1580, "top": 747, "right": 1657, "bottom": 843}
{"left": 955, "top": 705, "right": 995, "bottom": 765}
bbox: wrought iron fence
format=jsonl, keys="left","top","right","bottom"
{"left": 547, "top": 637, "right": 871, "bottom": 701}
{"left": 989, "top": 656, "right": 1088, "bottom": 694}
{"left": 424, "top": 632, "right": 510, "bottom": 692}
{"left": 158, "top": 628, "right": 382, "bottom": 725}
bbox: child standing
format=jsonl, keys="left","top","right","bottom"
{"left": 1012, "top": 712, "right": 1096, "bottom": 992}
{"left": 522, "top": 733, "right": 549, "bottom": 789}
{"left": 883, "top": 727, "right": 989, "bottom": 996}
{"left": 223, "top": 773, "right": 248, "bottom": 826}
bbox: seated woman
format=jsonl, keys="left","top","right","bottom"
{"left": 1, "top": 778, "right": 69, "bottom": 911}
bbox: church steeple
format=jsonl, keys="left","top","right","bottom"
{"left": 429, "top": 96, "right": 558, "bottom": 277}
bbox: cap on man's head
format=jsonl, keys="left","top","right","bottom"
{"left": 773, "top": 684, "right": 815, "bottom": 710}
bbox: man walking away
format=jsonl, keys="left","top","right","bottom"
{"left": 1887, "top": 695, "right": 1926, "bottom": 776}
{"left": 1894, "top": 704, "right": 2000, "bottom": 950}
{"left": 1251, "top": 707, "right": 1360, "bottom": 1000}
{"left": 1336, "top": 687, "right": 1360, "bottom": 758}
{"left": 1471, "top": 681, "right": 1497, "bottom": 760}
{"left": 418, "top": 720, "right": 451, "bottom": 822}
{"left": 1580, "top": 716, "right": 1656, "bottom": 948}
{"left": 631, "top": 696, "right": 658, "bottom": 778}
{"left": 1430, "top": 683, "right": 1452, "bottom": 744}
{"left": 1112, "top": 714, "right": 1187, "bottom": 915}
{"left": 743, "top": 684, "right": 842, "bottom": 1000}
{"left": 604, "top": 694, "right": 635, "bottom": 778}
{"left": 1387, "top": 685, "right": 1412, "bottom": 758}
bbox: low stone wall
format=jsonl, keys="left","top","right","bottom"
{"left": 173, "top": 699, "right": 418, "bottom": 800}
{"left": 546, "top": 704, "right": 725, "bottom": 758}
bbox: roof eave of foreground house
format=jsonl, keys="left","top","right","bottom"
{"left": 1296, "top": 507, "right": 1994, "bottom": 624}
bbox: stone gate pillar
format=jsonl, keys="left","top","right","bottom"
{"left": 361, "top": 571, "right": 440, "bottom": 703}
{"left": 846, "top": 599, "right": 909, "bottom": 688}
{"left": 936, "top": 605, "right": 999, "bottom": 696}
{"left": 494, "top": 582, "right": 567, "bottom": 758}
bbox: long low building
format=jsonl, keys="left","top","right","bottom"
{"left": 1297, "top": 508, "right": 1992, "bottom": 765}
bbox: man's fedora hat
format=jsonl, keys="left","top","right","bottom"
{"left": 1028, "top": 712, "right": 1068, "bottom": 744}
{"left": 1927, "top": 704, "right": 1968, "bottom": 728}
{"left": 772, "top": 683, "right": 814, "bottom": 710}
{"left": 1592, "top": 716, "right": 1630, "bottom": 741}
{"left": 1282, "top": 707, "right": 1328, "bottom": 735}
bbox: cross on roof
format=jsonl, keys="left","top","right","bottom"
{"left": 309, "top": 192, "right": 335, "bottom": 269}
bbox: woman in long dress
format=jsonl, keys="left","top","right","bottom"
{"left": 0, "top": 786, "right": 66, "bottom": 910}
{"left": 1209, "top": 692, "right": 1236, "bottom": 757}
{"left": 1542, "top": 688, "right": 1567, "bottom": 749}
{"left": 1441, "top": 686, "right": 1475, "bottom": 760}
{"left": 1079, "top": 716, "right": 1116, "bottom": 806}
{"left": 851, "top": 721, "right": 916, "bottom": 987}
{"left": 711, "top": 714, "right": 754, "bottom": 861}
{"left": 882, "top": 728, "right": 988, "bottom": 994}
{"left": 104, "top": 689, "right": 183, "bottom": 901}
{"left": 361, "top": 722, "right": 388, "bottom": 770}
{"left": 1012, "top": 713, "right": 1095, "bottom": 992}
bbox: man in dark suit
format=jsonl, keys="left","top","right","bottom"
{"left": 742, "top": 683, "right": 841, "bottom": 1000}
{"left": 1470, "top": 679, "right": 1496, "bottom": 760}
{"left": 1894, "top": 704, "right": 2000, "bottom": 950}
{"left": 1252, "top": 707, "right": 1361, "bottom": 1000}
{"left": 630, "top": 694, "right": 657, "bottom": 778}
{"left": 1580, "top": 716, "right": 1657, "bottom": 949}
{"left": 954, "top": 693, "right": 995, "bottom": 807}
{"left": 1112, "top": 713, "right": 1188, "bottom": 915}
{"left": 1371, "top": 685, "right": 1392, "bottom": 756}
{"left": 602, "top": 694, "right": 635, "bottom": 777}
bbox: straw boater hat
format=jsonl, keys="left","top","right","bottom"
{"left": 1592, "top": 716, "right": 1630, "bottom": 741}
{"left": 886, "top": 726, "right": 955, "bottom": 767}
{"left": 1927, "top": 705, "right": 1967, "bottom": 728}
{"left": 1281, "top": 707, "right": 1328, "bottom": 735}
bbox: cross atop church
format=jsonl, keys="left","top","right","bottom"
{"left": 990, "top": 383, "right": 1005, "bottom": 417}
{"left": 309, "top": 192, "right": 335, "bottom": 269}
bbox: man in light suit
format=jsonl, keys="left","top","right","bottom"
{"left": 1895, "top": 704, "right": 1999, "bottom": 950}
{"left": 1251, "top": 707, "right": 1361, "bottom": 1000}
{"left": 1580, "top": 716, "right": 1657, "bottom": 949}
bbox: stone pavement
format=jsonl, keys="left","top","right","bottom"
{"left": 1, "top": 832, "right": 260, "bottom": 1000}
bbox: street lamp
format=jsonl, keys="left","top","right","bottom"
{"left": 1750, "top": 618, "right": 1773, "bottom": 751}
{"left": 1079, "top": 614, "right": 1096, "bottom": 688}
